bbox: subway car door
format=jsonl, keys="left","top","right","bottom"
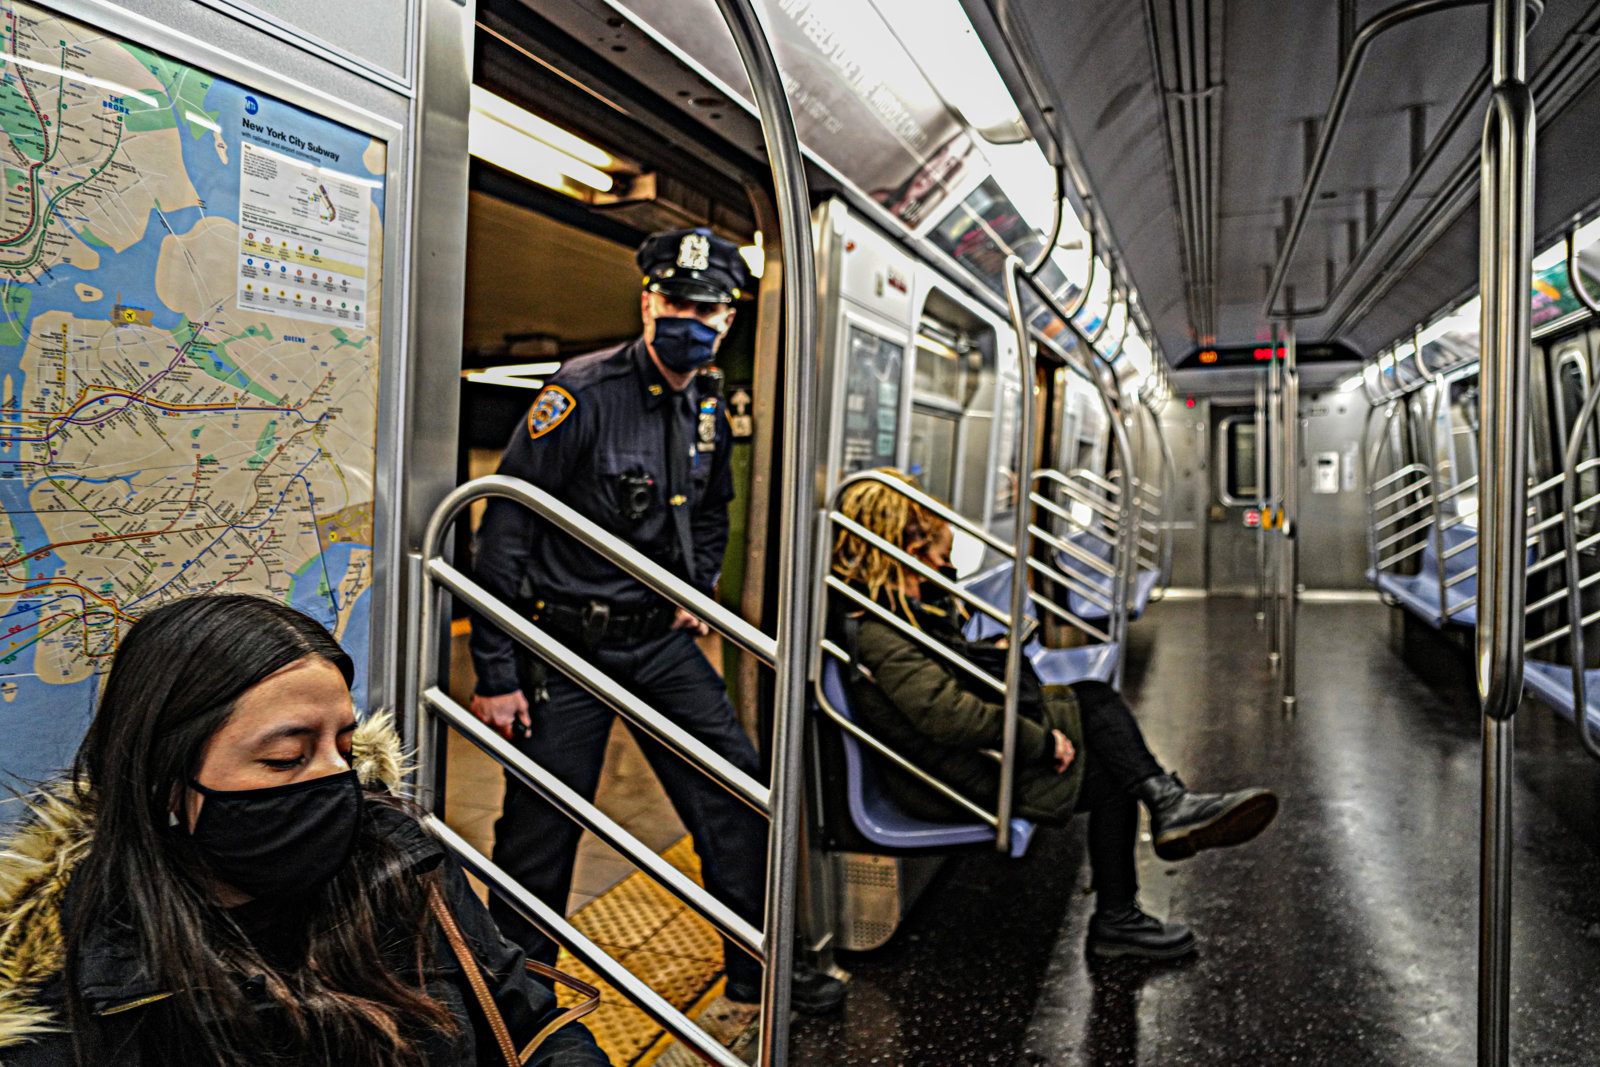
{"left": 1208, "top": 402, "right": 1265, "bottom": 594}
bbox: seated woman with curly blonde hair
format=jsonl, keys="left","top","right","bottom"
{"left": 829, "top": 470, "right": 1278, "bottom": 959}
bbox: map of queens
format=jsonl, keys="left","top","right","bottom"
{"left": 0, "top": 0, "right": 386, "bottom": 781}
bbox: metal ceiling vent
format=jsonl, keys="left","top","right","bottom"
{"left": 1143, "top": 0, "right": 1224, "bottom": 344}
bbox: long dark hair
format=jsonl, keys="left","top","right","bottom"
{"left": 65, "top": 594, "right": 457, "bottom": 1066}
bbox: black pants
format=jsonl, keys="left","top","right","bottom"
{"left": 487, "top": 628, "right": 766, "bottom": 992}
{"left": 1070, "top": 681, "right": 1166, "bottom": 914}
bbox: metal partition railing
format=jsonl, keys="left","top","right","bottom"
{"left": 1003, "top": 257, "right": 1140, "bottom": 687}
{"left": 407, "top": 477, "right": 778, "bottom": 1067}
{"left": 815, "top": 472, "right": 1041, "bottom": 841}
{"left": 1030, "top": 467, "right": 1125, "bottom": 646}
{"left": 400, "top": 2, "right": 818, "bottom": 1059}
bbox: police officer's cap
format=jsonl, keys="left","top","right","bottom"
{"left": 637, "top": 227, "right": 750, "bottom": 304}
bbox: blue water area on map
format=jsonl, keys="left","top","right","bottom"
{"left": 0, "top": 672, "right": 96, "bottom": 789}
{"left": 289, "top": 542, "right": 370, "bottom": 709}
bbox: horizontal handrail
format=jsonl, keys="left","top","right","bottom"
{"left": 427, "top": 819, "right": 747, "bottom": 1067}
{"left": 1377, "top": 516, "right": 1438, "bottom": 552}
{"left": 1373, "top": 478, "right": 1435, "bottom": 511}
{"left": 428, "top": 689, "right": 764, "bottom": 956}
{"left": 1373, "top": 463, "right": 1432, "bottom": 490}
{"left": 1022, "top": 559, "right": 1115, "bottom": 641}
{"left": 830, "top": 510, "right": 1013, "bottom": 628}
{"left": 814, "top": 642, "right": 998, "bottom": 826}
{"left": 429, "top": 560, "right": 770, "bottom": 812}
{"left": 423, "top": 476, "right": 777, "bottom": 665}
{"left": 826, "top": 576, "right": 1004, "bottom": 694}
{"left": 841, "top": 469, "right": 1014, "bottom": 558}
{"left": 1379, "top": 542, "right": 1430, "bottom": 569}
{"left": 1439, "top": 477, "right": 1481, "bottom": 501}
{"left": 1031, "top": 523, "right": 1119, "bottom": 578}
{"left": 1026, "top": 546, "right": 1116, "bottom": 610}
{"left": 1033, "top": 481, "right": 1120, "bottom": 523}
{"left": 1375, "top": 494, "right": 1438, "bottom": 528}
{"left": 1031, "top": 492, "right": 1118, "bottom": 539}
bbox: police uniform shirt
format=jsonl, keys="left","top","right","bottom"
{"left": 470, "top": 337, "right": 735, "bottom": 696}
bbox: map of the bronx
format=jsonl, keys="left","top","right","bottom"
{"left": 0, "top": 1, "right": 386, "bottom": 785}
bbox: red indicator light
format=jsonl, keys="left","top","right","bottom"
{"left": 1185, "top": 396, "right": 1195, "bottom": 408}
{"left": 1199, "top": 349, "right": 1218, "bottom": 364}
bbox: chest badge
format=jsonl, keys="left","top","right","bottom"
{"left": 526, "top": 385, "right": 575, "bottom": 440}
{"left": 697, "top": 397, "right": 717, "bottom": 452}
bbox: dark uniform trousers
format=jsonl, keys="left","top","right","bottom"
{"left": 489, "top": 628, "right": 767, "bottom": 992}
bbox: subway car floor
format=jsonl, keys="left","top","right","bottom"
{"left": 792, "top": 596, "right": 1600, "bottom": 1066}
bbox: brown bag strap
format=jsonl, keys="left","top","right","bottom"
{"left": 428, "top": 885, "right": 600, "bottom": 1064}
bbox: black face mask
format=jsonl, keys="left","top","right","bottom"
{"left": 651, "top": 316, "right": 720, "bottom": 374}
{"left": 188, "top": 769, "right": 362, "bottom": 898}
{"left": 918, "top": 564, "right": 962, "bottom": 608}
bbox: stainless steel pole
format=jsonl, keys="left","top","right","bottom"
{"left": 702, "top": 2, "right": 816, "bottom": 1061}
{"left": 1280, "top": 326, "right": 1300, "bottom": 713}
{"left": 1256, "top": 372, "right": 1268, "bottom": 623}
{"left": 996, "top": 257, "right": 1039, "bottom": 853}
{"left": 1267, "top": 323, "right": 1282, "bottom": 665}
{"left": 1477, "top": 0, "right": 1533, "bottom": 1062}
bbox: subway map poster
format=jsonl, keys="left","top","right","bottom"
{"left": 0, "top": 2, "right": 387, "bottom": 787}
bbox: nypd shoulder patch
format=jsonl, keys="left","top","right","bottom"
{"left": 527, "top": 386, "right": 576, "bottom": 440}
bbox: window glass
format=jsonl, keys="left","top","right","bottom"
{"left": 1223, "top": 418, "right": 1260, "bottom": 501}
{"left": 841, "top": 326, "right": 904, "bottom": 474}
{"left": 908, "top": 408, "right": 959, "bottom": 502}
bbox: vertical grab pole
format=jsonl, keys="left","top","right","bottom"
{"left": 702, "top": 1, "right": 816, "bottom": 1061}
{"left": 1267, "top": 322, "right": 1282, "bottom": 665}
{"left": 1477, "top": 0, "right": 1533, "bottom": 1062}
{"left": 1255, "top": 371, "right": 1268, "bottom": 622}
{"left": 997, "top": 256, "right": 1038, "bottom": 853}
{"left": 1280, "top": 325, "right": 1300, "bottom": 712}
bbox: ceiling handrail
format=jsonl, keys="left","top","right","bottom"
{"left": 1261, "top": 0, "right": 1540, "bottom": 322}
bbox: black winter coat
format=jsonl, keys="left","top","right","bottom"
{"left": 0, "top": 719, "right": 608, "bottom": 1067}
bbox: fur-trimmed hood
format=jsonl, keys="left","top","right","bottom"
{"left": 0, "top": 712, "right": 409, "bottom": 1051}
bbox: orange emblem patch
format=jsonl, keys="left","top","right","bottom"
{"left": 527, "top": 386, "right": 576, "bottom": 439}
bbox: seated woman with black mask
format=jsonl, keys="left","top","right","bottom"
{"left": 830, "top": 470, "right": 1278, "bottom": 959}
{"left": 0, "top": 594, "right": 608, "bottom": 1066}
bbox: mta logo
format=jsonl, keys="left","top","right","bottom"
{"left": 245, "top": 96, "right": 259, "bottom": 115}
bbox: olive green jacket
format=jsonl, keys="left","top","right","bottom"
{"left": 846, "top": 615, "right": 1085, "bottom": 825}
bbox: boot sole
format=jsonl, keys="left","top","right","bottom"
{"left": 1152, "top": 791, "right": 1278, "bottom": 861}
{"left": 1086, "top": 932, "right": 1198, "bottom": 960}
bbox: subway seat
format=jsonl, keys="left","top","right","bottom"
{"left": 818, "top": 656, "right": 1035, "bottom": 857}
{"left": 957, "top": 562, "right": 1120, "bottom": 686}
{"left": 1050, "top": 528, "right": 1161, "bottom": 623}
{"left": 1520, "top": 660, "right": 1600, "bottom": 734}
{"left": 1365, "top": 524, "right": 1480, "bottom": 628}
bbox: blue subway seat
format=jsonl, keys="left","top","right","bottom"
{"left": 958, "top": 562, "right": 1120, "bottom": 686}
{"left": 818, "top": 656, "right": 1035, "bottom": 857}
{"left": 1366, "top": 524, "right": 1479, "bottom": 628}
{"left": 1050, "top": 528, "right": 1160, "bottom": 622}
{"left": 1521, "top": 659, "right": 1600, "bottom": 735}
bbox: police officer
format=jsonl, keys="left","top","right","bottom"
{"left": 468, "top": 227, "right": 844, "bottom": 1016}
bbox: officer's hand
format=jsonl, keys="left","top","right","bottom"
{"left": 470, "top": 690, "right": 531, "bottom": 740}
{"left": 672, "top": 608, "right": 710, "bottom": 636}
{"left": 1051, "top": 729, "right": 1076, "bottom": 774}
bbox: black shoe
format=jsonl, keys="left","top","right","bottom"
{"left": 1086, "top": 903, "right": 1197, "bottom": 960}
{"left": 724, "top": 960, "right": 847, "bottom": 1016}
{"left": 1136, "top": 773, "right": 1279, "bottom": 861}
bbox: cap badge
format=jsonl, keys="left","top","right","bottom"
{"left": 677, "top": 233, "right": 710, "bottom": 271}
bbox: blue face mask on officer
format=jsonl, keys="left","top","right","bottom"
{"left": 650, "top": 314, "right": 721, "bottom": 374}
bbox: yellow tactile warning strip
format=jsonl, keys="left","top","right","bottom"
{"left": 554, "top": 836, "right": 737, "bottom": 1065}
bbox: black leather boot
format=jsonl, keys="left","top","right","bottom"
{"left": 1086, "top": 903, "right": 1197, "bottom": 960}
{"left": 1136, "top": 774, "right": 1279, "bottom": 861}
